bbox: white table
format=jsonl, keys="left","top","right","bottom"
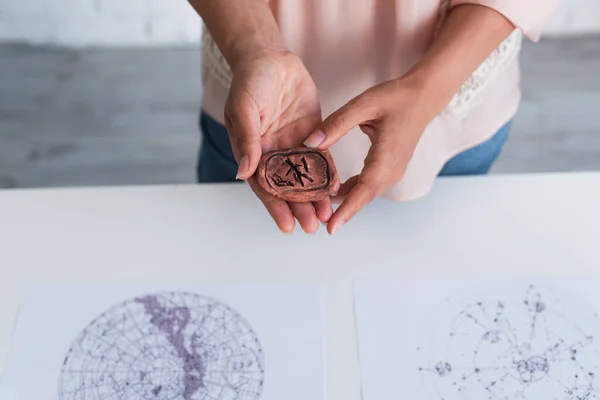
{"left": 1, "top": 172, "right": 600, "bottom": 400}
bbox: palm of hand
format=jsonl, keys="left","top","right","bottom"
{"left": 228, "top": 52, "right": 321, "bottom": 152}
{"left": 224, "top": 51, "right": 332, "bottom": 233}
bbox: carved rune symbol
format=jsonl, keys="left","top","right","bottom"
{"left": 271, "top": 157, "right": 314, "bottom": 187}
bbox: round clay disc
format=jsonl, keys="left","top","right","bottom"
{"left": 255, "top": 147, "right": 339, "bottom": 202}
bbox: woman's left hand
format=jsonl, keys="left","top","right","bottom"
{"left": 301, "top": 3, "right": 517, "bottom": 235}
{"left": 303, "top": 78, "right": 438, "bottom": 235}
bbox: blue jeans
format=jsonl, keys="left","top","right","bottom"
{"left": 196, "top": 111, "right": 511, "bottom": 182}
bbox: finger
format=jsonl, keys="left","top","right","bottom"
{"left": 336, "top": 176, "right": 358, "bottom": 198}
{"left": 289, "top": 202, "right": 320, "bottom": 234}
{"left": 313, "top": 198, "right": 333, "bottom": 223}
{"left": 331, "top": 175, "right": 359, "bottom": 204}
{"left": 303, "top": 95, "right": 375, "bottom": 149}
{"left": 327, "top": 180, "right": 377, "bottom": 235}
{"left": 225, "top": 96, "right": 262, "bottom": 180}
{"left": 331, "top": 178, "right": 341, "bottom": 196}
{"left": 247, "top": 178, "right": 296, "bottom": 233}
{"left": 327, "top": 145, "right": 390, "bottom": 234}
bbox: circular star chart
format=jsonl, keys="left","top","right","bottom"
{"left": 417, "top": 283, "right": 600, "bottom": 400}
{"left": 59, "top": 292, "right": 265, "bottom": 400}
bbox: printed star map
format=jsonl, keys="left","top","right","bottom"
{"left": 59, "top": 292, "right": 265, "bottom": 400}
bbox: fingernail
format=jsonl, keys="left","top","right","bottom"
{"left": 303, "top": 130, "right": 326, "bottom": 148}
{"left": 281, "top": 222, "right": 295, "bottom": 234}
{"left": 236, "top": 156, "right": 249, "bottom": 180}
{"left": 330, "top": 219, "right": 345, "bottom": 235}
{"left": 331, "top": 191, "right": 338, "bottom": 197}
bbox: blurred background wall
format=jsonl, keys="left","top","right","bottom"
{"left": 0, "top": 0, "right": 200, "bottom": 46}
{"left": 1, "top": 0, "right": 599, "bottom": 189}
{"left": 1, "top": 0, "right": 599, "bottom": 46}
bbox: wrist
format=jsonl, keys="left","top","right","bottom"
{"left": 228, "top": 41, "right": 291, "bottom": 75}
{"left": 401, "top": 62, "right": 462, "bottom": 115}
{"left": 390, "top": 72, "right": 451, "bottom": 130}
{"left": 220, "top": 14, "right": 288, "bottom": 74}
{"left": 194, "top": 0, "right": 289, "bottom": 75}
{"left": 397, "top": 4, "right": 515, "bottom": 120}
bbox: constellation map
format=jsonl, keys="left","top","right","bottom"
{"left": 417, "top": 284, "right": 600, "bottom": 400}
{"left": 59, "top": 292, "right": 265, "bottom": 400}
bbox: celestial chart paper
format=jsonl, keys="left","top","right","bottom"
{"left": 355, "top": 279, "right": 600, "bottom": 400}
{"left": 0, "top": 283, "right": 325, "bottom": 400}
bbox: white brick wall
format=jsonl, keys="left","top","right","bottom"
{"left": 0, "top": 0, "right": 598, "bottom": 47}
{"left": 0, "top": 0, "right": 202, "bottom": 46}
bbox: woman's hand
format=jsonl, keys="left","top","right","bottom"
{"left": 192, "top": 0, "right": 336, "bottom": 234}
{"left": 303, "top": 4, "right": 515, "bottom": 235}
{"left": 226, "top": 49, "right": 338, "bottom": 234}
{"left": 303, "top": 78, "right": 435, "bottom": 235}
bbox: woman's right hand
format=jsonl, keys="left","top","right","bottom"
{"left": 225, "top": 49, "right": 337, "bottom": 234}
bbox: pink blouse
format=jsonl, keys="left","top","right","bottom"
{"left": 201, "top": 0, "right": 558, "bottom": 201}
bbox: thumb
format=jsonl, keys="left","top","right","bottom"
{"left": 303, "top": 96, "right": 372, "bottom": 149}
{"left": 225, "top": 97, "right": 262, "bottom": 180}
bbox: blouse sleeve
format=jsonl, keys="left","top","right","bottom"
{"left": 450, "top": 0, "right": 560, "bottom": 42}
